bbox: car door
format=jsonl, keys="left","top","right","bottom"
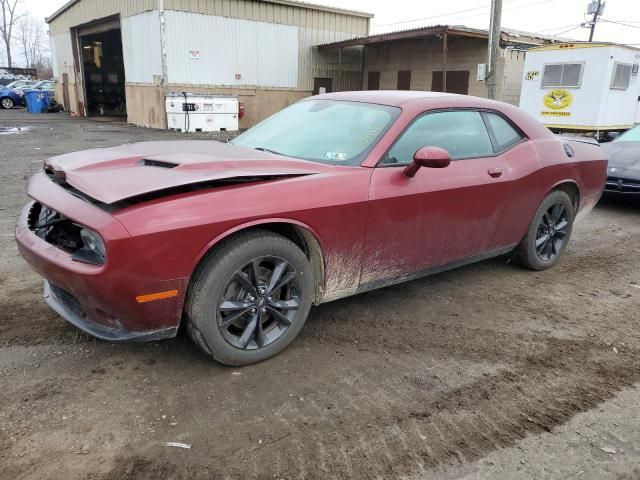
{"left": 361, "top": 109, "right": 513, "bottom": 286}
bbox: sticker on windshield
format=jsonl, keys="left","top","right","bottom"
{"left": 322, "top": 152, "right": 348, "bottom": 161}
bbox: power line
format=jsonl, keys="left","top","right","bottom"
{"left": 551, "top": 25, "right": 586, "bottom": 37}
{"left": 376, "top": 0, "right": 554, "bottom": 28}
{"left": 535, "top": 23, "right": 585, "bottom": 34}
{"left": 600, "top": 18, "right": 640, "bottom": 29}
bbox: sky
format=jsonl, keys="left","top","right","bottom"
{"left": 9, "top": 0, "right": 640, "bottom": 67}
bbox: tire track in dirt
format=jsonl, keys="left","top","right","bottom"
{"left": 97, "top": 336, "right": 640, "bottom": 480}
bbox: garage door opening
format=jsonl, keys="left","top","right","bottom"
{"left": 80, "top": 28, "right": 126, "bottom": 117}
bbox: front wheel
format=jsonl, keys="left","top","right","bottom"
{"left": 185, "top": 230, "right": 314, "bottom": 366}
{"left": 1, "top": 97, "right": 14, "bottom": 109}
{"left": 514, "top": 190, "right": 575, "bottom": 271}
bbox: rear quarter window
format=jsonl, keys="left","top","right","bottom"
{"left": 484, "top": 113, "right": 524, "bottom": 152}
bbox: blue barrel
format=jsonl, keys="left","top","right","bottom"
{"left": 25, "top": 90, "right": 49, "bottom": 114}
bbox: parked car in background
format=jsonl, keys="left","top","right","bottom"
{"left": 0, "top": 87, "right": 26, "bottom": 109}
{"left": 2, "top": 80, "right": 37, "bottom": 92}
{"left": 16, "top": 92, "right": 607, "bottom": 365}
{"left": 602, "top": 124, "right": 640, "bottom": 198}
{"left": 31, "top": 80, "right": 54, "bottom": 92}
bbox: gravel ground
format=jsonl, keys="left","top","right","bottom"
{"left": 0, "top": 109, "right": 639, "bottom": 480}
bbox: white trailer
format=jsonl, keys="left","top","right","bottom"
{"left": 519, "top": 42, "right": 640, "bottom": 136}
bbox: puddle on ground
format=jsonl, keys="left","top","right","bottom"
{"left": 0, "top": 126, "right": 30, "bottom": 135}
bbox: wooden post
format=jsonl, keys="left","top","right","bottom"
{"left": 442, "top": 30, "right": 448, "bottom": 93}
{"left": 487, "top": 0, "right": 503, "bottom": 99}
{"left": 360, "top": 45, "right": 366, "bottom": 90}
{"left": 337, "top": 47, "right": 342, "bottom": 91}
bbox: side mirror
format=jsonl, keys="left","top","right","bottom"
{"left": 402, "top": 146, "right": 451, "bottom": 178}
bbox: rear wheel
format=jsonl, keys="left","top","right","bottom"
{"left": 1, "top": 97, "right": 14, "bottom": 109}
{"left": 514, "top": 190, "right": 575, "bottom": 271}
{"left": 185, "top": 230, "right": 313, "bottom": 366}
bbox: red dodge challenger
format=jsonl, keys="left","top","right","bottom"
{"left": 16, "top": 92, "right": 607, "bottom": 365}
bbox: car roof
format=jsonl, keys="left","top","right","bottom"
{"left": 311, "top": 90, "right": 455, "bottom": 107}
{"left": 309, "top": 90, "right": 555, "bottom": 141}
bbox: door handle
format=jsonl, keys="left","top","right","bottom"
{"left": 488, "top": 167, "right": 503, "bottom": 178}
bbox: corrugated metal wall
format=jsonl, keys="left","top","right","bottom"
{"left": 51, "top": 32, "right": 75, "bottom": 77}
{"left": 165, "top": 11, "right": 299, "bottom": 87}
{"left": 298, "top": 28, "right": 363, "bottom": 91}
{"left": 164, "top": 0, "right": 369, "bottom": 34}
{"left": 48, "top": 0, "right": 156, "bottom": 35}
{"left": 121, "top": 11, "right": 163, "bottom": 83}
{"left": 48, "top": 0, "right": 369, "bottom": 36}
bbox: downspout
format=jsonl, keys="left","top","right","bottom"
{"left": 158, "top": 0, "right": 168, "bottom": 127}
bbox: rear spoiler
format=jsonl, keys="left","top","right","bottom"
{"left": 556, "top": 134, "right": 600, "bottom": 146}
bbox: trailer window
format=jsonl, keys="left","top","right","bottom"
{"left": 541, "top": 63, "right": 583, "bottom": 88}
{"left": 611, "top": 63, "right": 632, "bottom": 90}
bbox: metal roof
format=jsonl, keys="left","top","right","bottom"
{"left": 46, "top": 0, "right": 373, "bottom": 23}
{"left": 317, "top": 24, "right": 571, "bottom": 50}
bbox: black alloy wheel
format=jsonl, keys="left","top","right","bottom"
{"left": 535, "top": 202, "right": 570, "bottom": 261}
{"left": 513, "top": 189, "right": 575, "bottom": 271}
{"left": 217, "top": 256, "right": 301, "bottom": 350}
{"left": 186, "top": 230, "right": 313, "bottom": 366}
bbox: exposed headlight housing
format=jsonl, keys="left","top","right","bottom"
{"left": 72, "top": 228, "right": 106, "bottom": 265}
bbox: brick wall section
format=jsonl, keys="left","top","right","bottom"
{"left": 498, "top": 49, "right": 527, "bottom": 106}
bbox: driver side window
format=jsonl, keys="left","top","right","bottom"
{"left": 381, "top": 110, "right": 493, "bottom": 165}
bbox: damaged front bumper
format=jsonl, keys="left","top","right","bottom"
{"left": 15, "top": 171, "right": 188, "bottom": 342}
{"left": 44, "top": 281, "right": 178, "bottom": 342}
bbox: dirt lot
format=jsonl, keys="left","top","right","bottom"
{"left": 1, "top": 109, "right": 639, "bottom": 480}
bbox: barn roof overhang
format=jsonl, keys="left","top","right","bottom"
{"left": 316, "top": 25, "right": 563, "bottom": 51}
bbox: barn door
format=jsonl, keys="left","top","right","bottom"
{"left": 313, "top": 78, "right": 333, "bottom": 95}
{"left": 431, "top": 71, "right": 470, "bottom": 94}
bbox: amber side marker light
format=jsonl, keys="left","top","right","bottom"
{"left": 136, "top": 290, "right": 179, "bottom": 303}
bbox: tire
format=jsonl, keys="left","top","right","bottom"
{"left": 1, "top": 97, "right": 14, "bottom": 109}
{"left": 185, "top": 230, "right": 314, "bottom": 366}
{"left": 514, "top": 190, "right": 575, "bottom": 271}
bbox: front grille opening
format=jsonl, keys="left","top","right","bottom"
{"left": 606, "top": 177, "right": 640, "bottom": 193}
{"left": 29, "top": 202, "right": 84, "bottom": 254}
{"left": 50, "top": 284, "right": 86, "bottom": 318}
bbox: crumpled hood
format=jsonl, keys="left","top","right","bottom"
{"left": 601, "top": 141, "right": 640, "bottom": 180}
{"left": 44, "top": 141, "right": 331, "bottom": 204}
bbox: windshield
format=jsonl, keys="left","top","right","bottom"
{"left": 615, "top": 125, "right": 640, "bottom": 142}
{"left": 231, "top": 99, "right": 400, "bottom": 165}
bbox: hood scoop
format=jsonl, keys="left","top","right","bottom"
{"left": 140, "top": 158, "right": 179, "bottom": 169}
{"left": 44, "top": 141, "right": 333, "bottom": 205}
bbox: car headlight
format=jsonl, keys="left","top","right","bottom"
{"left": 72, "top": 228, "right": 106, "bottom": 264}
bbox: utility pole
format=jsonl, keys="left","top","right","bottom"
{"left": 486, "top": 0, "right": 502, "bottom": 100}
{"left": 588, "top": 0, "right": 604, "bottom": 42}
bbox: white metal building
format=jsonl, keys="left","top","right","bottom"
{"left": 519, "top": 42, "right": 640, "bottom": 132}
{"left": 46, "top": 0, "right": 372, "bottom": 128}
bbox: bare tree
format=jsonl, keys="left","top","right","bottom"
{"left": 17, "top": 12, "right": 43, "bottom": 68}
{"left": 0, "top": 0, "right": 22, "bottom": 67}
